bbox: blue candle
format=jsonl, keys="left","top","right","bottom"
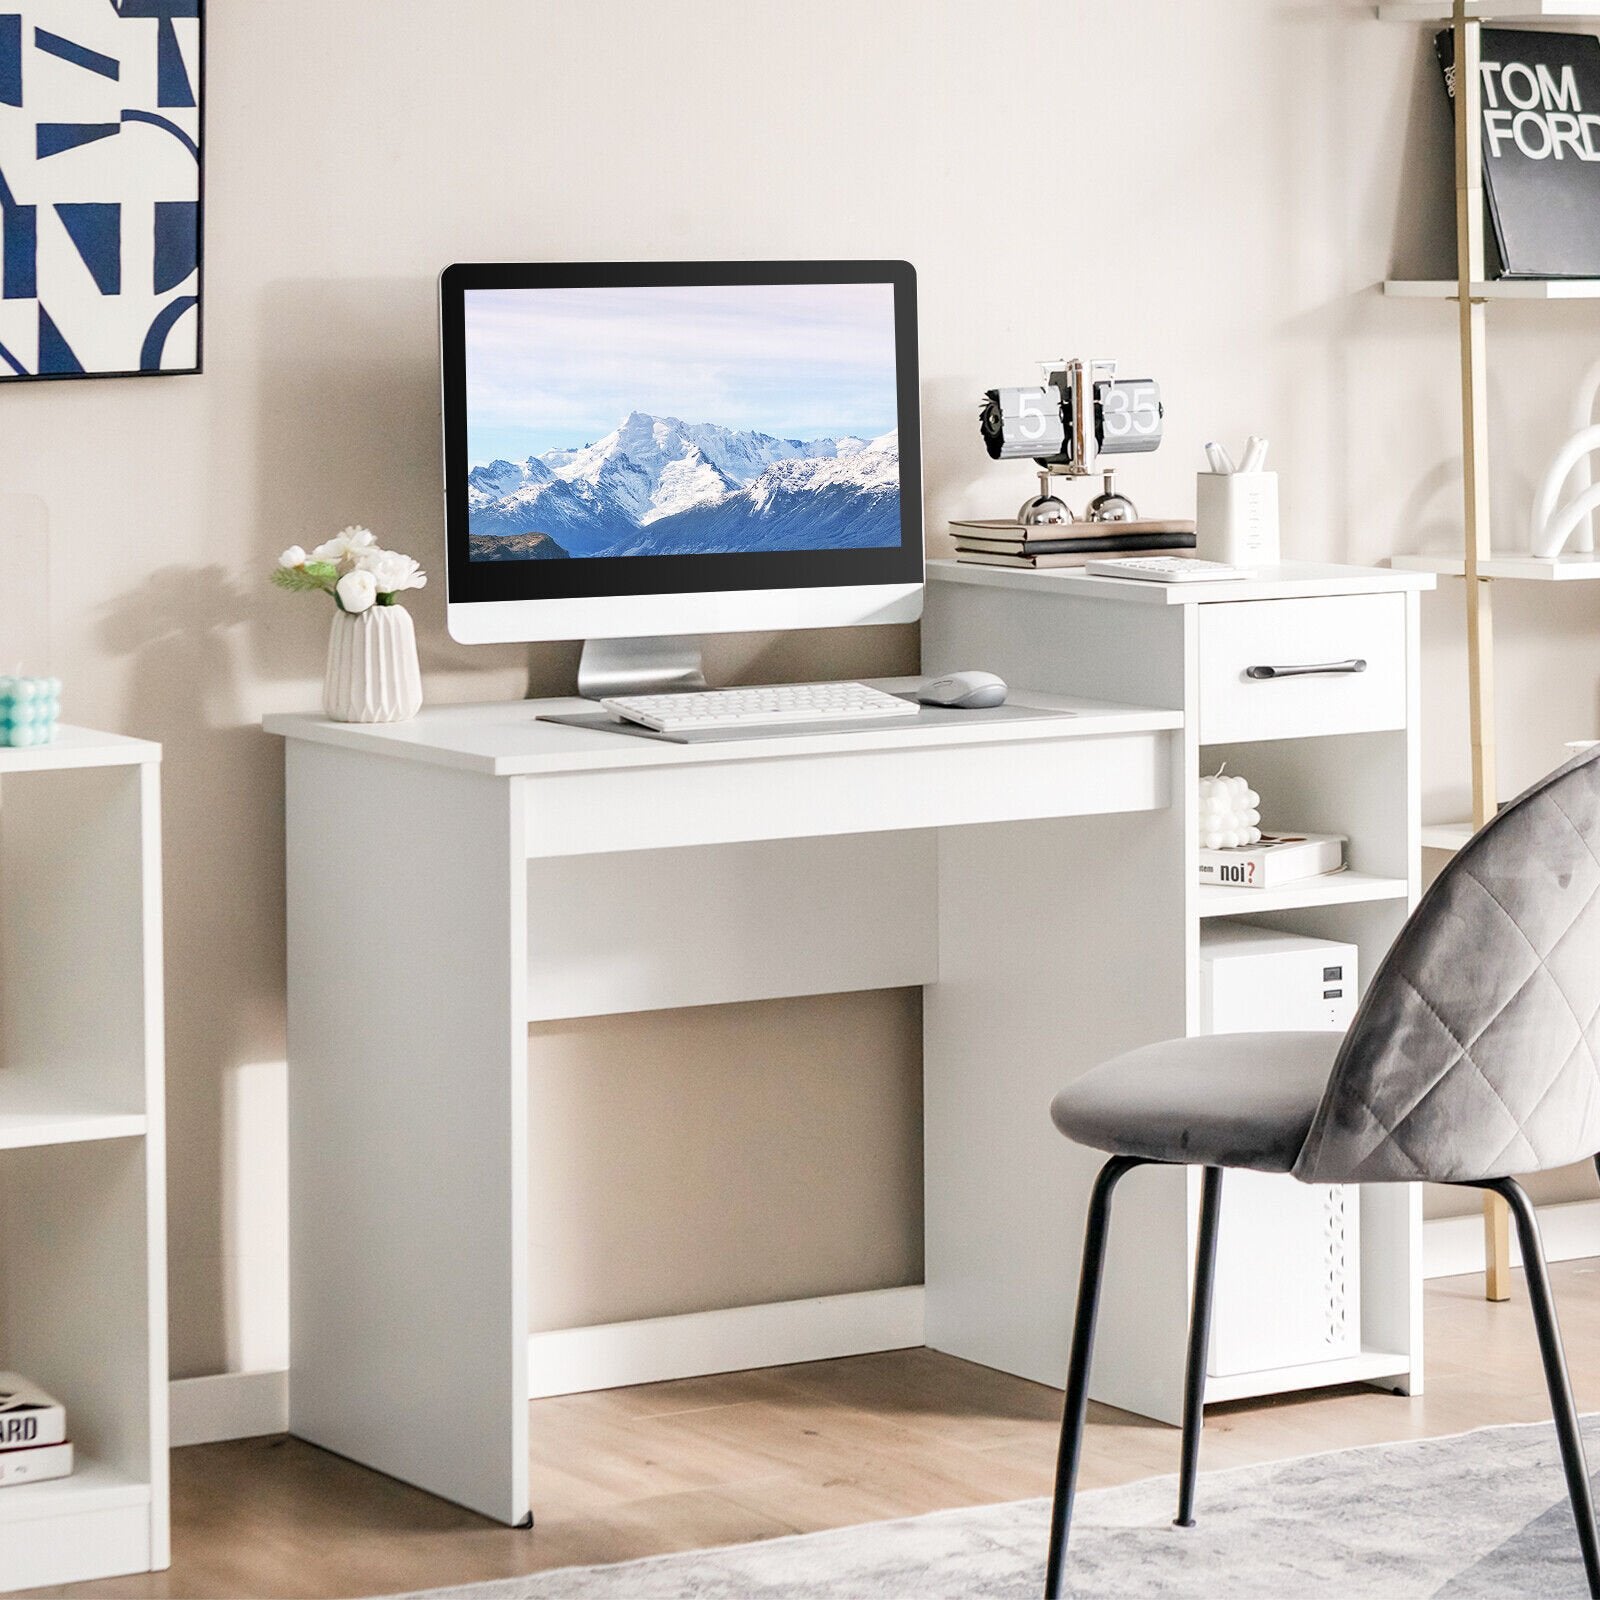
{"left": 0, "top": 676, "right": 61, "bottom": 746}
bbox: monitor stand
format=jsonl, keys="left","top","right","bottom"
{"left": 577, "top": 636, "right": 708, "bottom": 700}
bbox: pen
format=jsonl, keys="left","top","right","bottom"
{"left": 1205, "top": 442, "right": 1235, "bottom": 475}
{"left": 1241, "top": 436, "right": 1268, "bottom": 473}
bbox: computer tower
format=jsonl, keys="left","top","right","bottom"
{"left": 1199, "top": 922, "right": 1361, "bottom": 1378}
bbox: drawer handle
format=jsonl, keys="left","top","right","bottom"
{"left": 1245, "top": 658, "right": 1368, "bottom": 681}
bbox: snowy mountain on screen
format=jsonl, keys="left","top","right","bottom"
{"left": 467, "top": 412, "right": 896, "bottom": 558}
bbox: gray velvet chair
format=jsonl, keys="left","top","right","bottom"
{"left": 1045, "top": 741, "right": 1600, "bottom": 1599}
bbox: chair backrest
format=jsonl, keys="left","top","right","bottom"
{"left": 1294, "top": 743, "right": 1600, "bottom": 1185}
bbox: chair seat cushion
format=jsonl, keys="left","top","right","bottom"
{"left": 1051, "top": 1032, "right": 1341, "bottom": 1173}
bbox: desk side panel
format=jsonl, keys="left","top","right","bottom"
{"left": 924, "top": 741, "right": 1190, "bottom": 1413}
{"left": 286, "top": 742, "right": 529, "bottom": 1525}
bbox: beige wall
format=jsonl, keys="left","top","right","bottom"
{"left": 14, "top": 0, "right": 1597, "bottom": 1376}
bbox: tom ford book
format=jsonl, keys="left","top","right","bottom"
{"left": 0, "top": 1375, "right": 65, "bottom": 1450}
{"left": 1437, "top": 28, "right": 1600, "bottom": 278}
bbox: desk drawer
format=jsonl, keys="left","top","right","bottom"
{"left": 1197, "top": 594, "right": 1406, "bottom": 744}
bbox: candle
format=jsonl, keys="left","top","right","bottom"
{"left": 0, "top": 676, "right": 61, "bottom": 747}
{"left": 1198, "top": 771, "right": 1261, "bottom": 850}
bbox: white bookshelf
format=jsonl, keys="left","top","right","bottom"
{"left": 0, "top": 728, "right": 168, "bottom": 1593}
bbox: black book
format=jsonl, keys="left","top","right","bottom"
{"left": 954, "top": 531, "right": 1196, "bottom": 556}
{"left": 1436, "top": 28, "right": 1600, "bottom": 278}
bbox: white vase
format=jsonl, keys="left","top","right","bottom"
{"left": 323, "top": 604, "right": 423, "bottom": 723}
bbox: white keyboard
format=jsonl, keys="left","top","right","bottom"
{"left": 601, "top": 681, "right": 916, "bottom": 732}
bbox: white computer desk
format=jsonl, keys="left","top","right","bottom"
{"left": 266, "top": 681, "right": 1185, "bottom": 1524}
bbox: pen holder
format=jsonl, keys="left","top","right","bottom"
{"left": 1197, "top": 471, "right": 1280, "bottom": 566}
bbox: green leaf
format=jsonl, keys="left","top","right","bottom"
{"left": 271, "top": 566, "right": 332, "bottom": 594}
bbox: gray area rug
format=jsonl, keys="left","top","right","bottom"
{"left": 386, "top": 1417, "right": 1600, "bottom": 1598}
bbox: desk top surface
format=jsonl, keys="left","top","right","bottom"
{"left": 264, "top": 680, "right": 1181, "bottom": 779}
{"left": 929, "top": 558, "right": 1437, "bottom": 605}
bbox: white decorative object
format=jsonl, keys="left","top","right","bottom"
{"left": 1197, "top": 768, "right": 1262, "bottom": 850}
{"left": 1196, "top": 471, "right": 1280, "bottom": 565}
{"left": 1530, "top": 358, "right": 1600, "bottom": 556}
{"left": 323, "top": 604, "right": 423, "bottom": 724}
{"left": 272, "top": 526, "right": 428, "bottom": 723}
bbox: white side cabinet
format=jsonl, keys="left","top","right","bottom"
{"left": 0, "top": 728, "right": 168, "bottom": 1592}
{"left": 922, "top": 561, "right": 1434, "bottom": 1425}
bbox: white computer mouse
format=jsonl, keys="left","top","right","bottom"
{"left": 916, "top": 670, "right": 1008, "bottom": 709}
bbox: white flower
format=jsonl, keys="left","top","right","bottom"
{"left": 354, "top": 546, "right": 427, "bottom": 595}
{"left": 310, "top": 525, "right": 378, "bottom": 565}
{"left": 336, "top": 569, "right": 378, "bottom": 614}
{"left": 278, "top": 545, "right": 308, "bottom": 568}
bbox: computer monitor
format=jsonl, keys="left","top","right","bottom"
{"left": 439, "top": 261, "right": 923, "bottom": 693}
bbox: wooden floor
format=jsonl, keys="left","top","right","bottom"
{"left": 34, "top": 1260, "right": 1600, "bottom": 1599}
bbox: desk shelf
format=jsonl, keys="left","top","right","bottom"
{"left": 1205, "top": 1348, "right": 1412, "bottom": 1404}
{"left": 1197, "top": 872, "right": 1411, "bottom": 919}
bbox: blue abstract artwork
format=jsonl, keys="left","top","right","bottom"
{"left": 0, "top": 1, "right": 200, "bottom": 379}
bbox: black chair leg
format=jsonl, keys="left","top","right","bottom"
{"left": 1483, "top": 1177, "right": 1600, "bottom": 1600}
{"left": 1045, "top": 1154, "right": 1148, "bottom": 1600}
{"left": 1175, "top": 1166, "right": 1223, "bottom": 1529}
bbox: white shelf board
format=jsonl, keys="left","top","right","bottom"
{"left": 1385, "top": 277, "right": 1600, "bottom": 300}
{"left": 1205, "top": 1348, "right": 1410, "bottom": 1405}
{"left": 1421, "top": 820, "right": 1474, "bottom": 853}
{"left": 1197, "top": 871, "right": 1410, "bottom": 919}
{"left": 0, "top": 725, "right": 159, "bottom": 775}
{"left": 0, "top": 1460, "right": 150, "bottom": 1523}
{"left": 1392, "top": 549, "right": 1600, "bottom": 579}
{"left": 1380, "top": 2, "right": 1600, "bottom": 18}
{"left": 0, "top": 1109, "right": 146, "bottom": 1151}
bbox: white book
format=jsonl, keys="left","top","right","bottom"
{"left": 1198, "top": 832, "right": 1346, "bottom": 890}
{"left": 0, "top": 1374, "right": 65, "bottom": 1449}
{"left": 0, "top": 1440, "right": 71, "bottom": 1487}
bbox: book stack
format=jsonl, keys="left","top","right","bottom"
{"left": 1197, "top": 832, "right": 1346, "bottom": 891}
{"left": 0, "top": 1375, "right": 72, "bottom": 1487}
{"left": 952, "top": 518, "right": 1198, "bottom": 570}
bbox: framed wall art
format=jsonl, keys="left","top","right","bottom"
{"left": 0, "top": 1, "right": 201, "bottom": 380}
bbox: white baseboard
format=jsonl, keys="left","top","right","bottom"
{"left": 527, "top": 1285, "right": 926, "bottom": 1398}
{"left": 177, "top": 1207, "right": 1600, "bottom": 1445}
{"left": 169, "top": 1368, "right": 290, "bottom": 1447}
{"left": 1425, "top": 1196, "right": 1600, "bottom": 1280}
{"left": 167, "top": 1286, "right": 926, "bottom": 1441}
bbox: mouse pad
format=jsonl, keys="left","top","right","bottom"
{"left": 538, "top": 698, "right": 1076, "bottom": 745}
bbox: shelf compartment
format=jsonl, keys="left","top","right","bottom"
{"left": 0, "top": 1109, "right": 146, "bottom": 1151}
{"left": 1380, "top": 2, "right": 1600, "bottom": 21}
{"left": 1205, "top": 1347, "right": 1410, "bottom": 1405}
{"left": 1197, "top": 871, "right": 1410, "bottom": 918}
{"left": 1393, "top": 549, "right": 1600, "bottom": 579}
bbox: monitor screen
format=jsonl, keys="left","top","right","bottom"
{"left": 439, "top": 262, "right": 922, "bottom": 629}
{"left": 465, "top": 281, "right": 900, "bottom": 562}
